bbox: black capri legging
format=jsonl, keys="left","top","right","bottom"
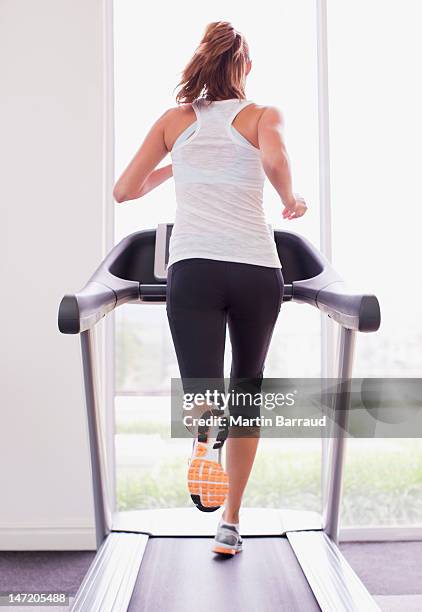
{"left": 166, "top": 258, "right": 284, "bottom": 421}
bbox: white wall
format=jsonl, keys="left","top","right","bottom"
{"left": 0, "top": 0, "right": 112, "bottom": 550}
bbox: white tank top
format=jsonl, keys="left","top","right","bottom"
{"left": 168, "top": 98, "right": 281, "bottom": 269}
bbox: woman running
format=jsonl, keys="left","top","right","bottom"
{"left": 113, "top": 20, "right": 307, "bottom": 556}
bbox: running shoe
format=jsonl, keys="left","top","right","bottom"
{"left": 187, "top": 409, "right": 229, "bottom": 512}
{"left": 213, "top": 520, "right": 243, "bottom": 556}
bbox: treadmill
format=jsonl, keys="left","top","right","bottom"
{"left": 58, "top": 224, "right": 381, "bottom": 612}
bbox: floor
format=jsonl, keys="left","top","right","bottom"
{"left": 0, "top": 541, "right": 421, "bottom": 611}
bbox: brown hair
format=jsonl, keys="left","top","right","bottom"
{"left": 175, "top": 22, "right": 250, "bottom": 104}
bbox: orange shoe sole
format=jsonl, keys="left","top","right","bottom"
{"left": 212, "top": 545, "right": 241, "bottom": 556}
{"left": 188, "top": 456, "right": 229, "bottom": 509}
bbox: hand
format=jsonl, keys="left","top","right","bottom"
{"left": 282, "top": 194, "right": 308, "bottom": 220}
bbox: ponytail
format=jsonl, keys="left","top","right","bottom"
{"left": 175, "top": 22, "right": 250, "bottom": 104}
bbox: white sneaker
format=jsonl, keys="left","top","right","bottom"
{"left": 213, "top": 520, "right": 243, "bottom": 556}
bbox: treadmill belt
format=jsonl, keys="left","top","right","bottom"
{"left": 128, "top": 537, "right": 320, "bottom": 611}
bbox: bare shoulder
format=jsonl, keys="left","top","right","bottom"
{"left": 255, "top": 105, "right": 285, "bottom": 127}
{"left": 243, "top": 104, "right": 284, "bottom": 132}
{"left": 161, "top": 103, "right": 197, "bottom": 152}
{"left": 160, "top": 103, "right": 195, "bottom": 126}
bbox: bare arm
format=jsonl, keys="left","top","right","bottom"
{"left": 258, "top": 106, "right": 307, "bottom": 220}
{"left": 135, "top": 164, "right": 173, "bottom": 198}
{"left": 113, "top": 110, "right": 172, "bottom": 203}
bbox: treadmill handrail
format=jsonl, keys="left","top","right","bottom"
{"left": 58, "top": 232, "right": 146, "bottom": 334}
{"left": 317, "top": 281, "right": 380, "bottom": 332}
{"left": 58, "top": 282, "right": 116, "bottom": 334}
{"left": 277, "top": 230, "right": 381, "bottom": 332}
{"left": 58, "top": 227, "right": 381, "bottom": 334}
{"left": 292, "top": 275, "right": 381, "bottom": 333}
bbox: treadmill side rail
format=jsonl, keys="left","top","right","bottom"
{"left": 287, "top": 531, "right": 381, "bottom": 612}
{"left": 70, "top": 533, "right": 149, "bottom": 612}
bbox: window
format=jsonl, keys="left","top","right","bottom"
{"left": 327, "top": 0, "right": 422, "bottom": 526}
